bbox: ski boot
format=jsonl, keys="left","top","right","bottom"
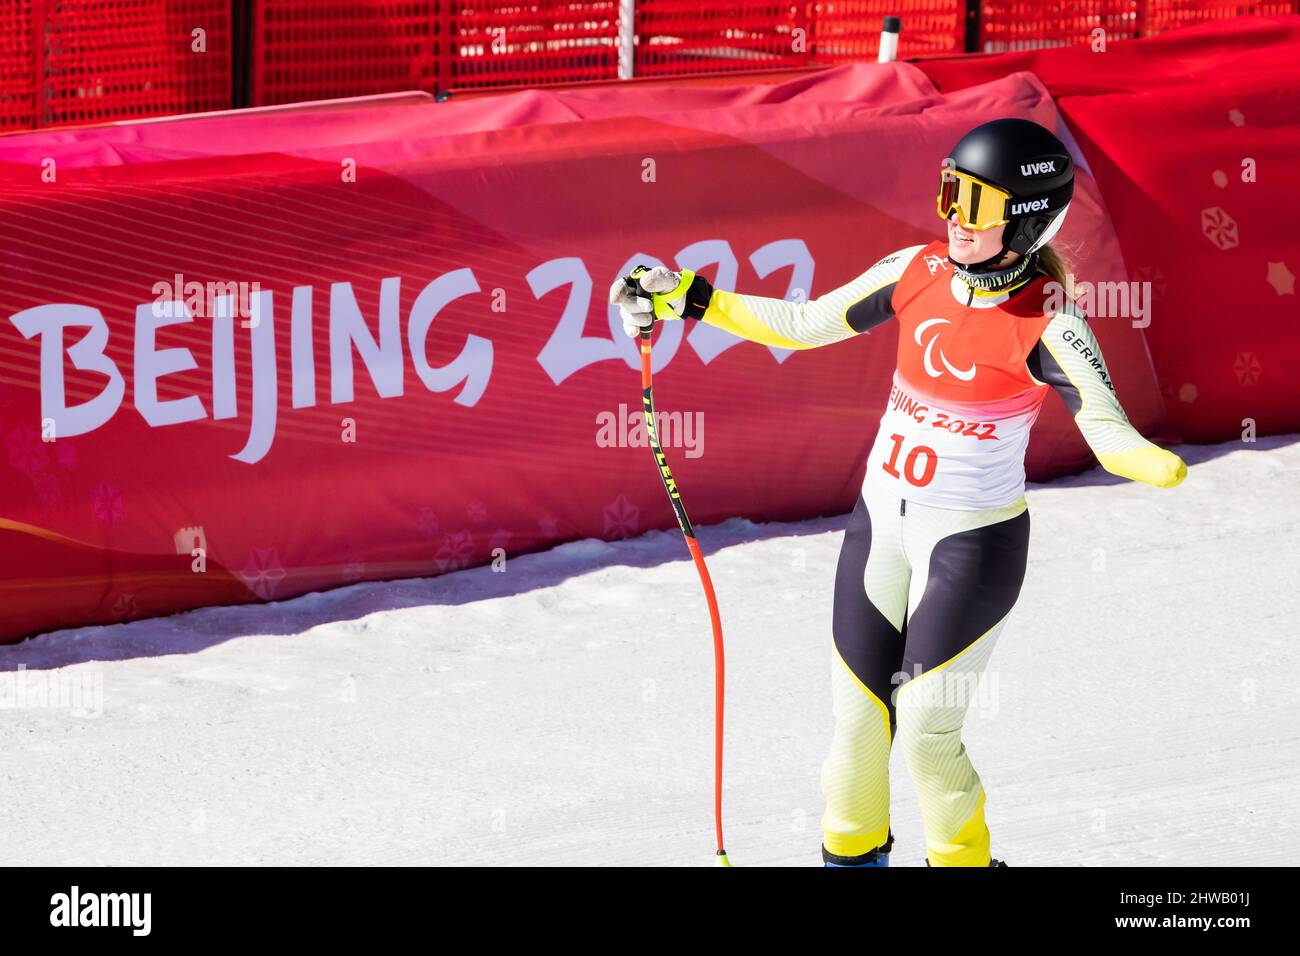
{"left": 924, "top": 858, "right": 1009, "bottom": 867}
{"left": 823, "top": 833, "right": 893, "bottom": 868}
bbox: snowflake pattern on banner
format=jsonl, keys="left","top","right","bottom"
{"left": 111, "top": 592, "right": 138, "bottom": 622}
{"left": 415, "top": 507, "right": 439, "bottom": 538}
{"left": 602, "top": 493, "right": 638, "bottom": 539}
{"left": 33, "top": 471, "right": 60, "bottom": 505}
{"left": 1200, "top": 206, "right": 1238, "bottom": 251}
{"left": 1233, "top": 352, "right": 1262, "bottom": 387}
{"left": 238, "top": 547, "right": 287, "bottom": 600}
{"left": 434, "top": 530, "right": 474, "bottom": 572}
{"left": 1130, "top": 265, "right": 1167, "bottom": 304}
{"left": 6, "top": 424, "right": 47, "bottom": 476}
{"left": 92, "top": 481, "right": 124, "bottom": 526}
{"left": 1265, "top": 262, "right": 1294, "bottom": 296}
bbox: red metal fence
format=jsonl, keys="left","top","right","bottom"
{"left": 634, "top": 1, "right": 966, "bottom": 75}
{"left": 977, "top": 0, "right": 1298, "bottom": 52}
{"left": 0, "top": 2, "right": 38, "bottom": 131}
{"left": 1, "top": 0, "right": 230, "bottom": 131}
{"left": 1141, "top": 0, "right": 1297, "bottom": 36}
{"left": 0, "top": 1, "right": 1296, "bottom": 131}
{"left": 811, "top": 1, "right": 967, "bottom": 62}
{"left": 449, "top": 0, "right": 621, "bottom": 89}
{"left": 251, "top": 1, "right": 441, "bottom": 106}
{"left": 977, "top": 1, "right": 1139, "bottom": 53}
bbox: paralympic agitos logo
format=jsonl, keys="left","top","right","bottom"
{"left": 914, "top": 318, "right": 976, "bottom": 381}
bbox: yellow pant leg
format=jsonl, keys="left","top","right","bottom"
{"left": 821, "top": 647, "right": 895, "bottom": 857}
{"left": 894, "top": 620, "right": 1005, "bottom": 867}
{"left": 894, "top": 496, "right": 1029, "bottom": 866}
{"left": 821, "top": 490, "right": 910, "bottom": 859}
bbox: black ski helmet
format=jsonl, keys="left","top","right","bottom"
{"left": 946, "top": 118, "right": 1075, "bottom": 263}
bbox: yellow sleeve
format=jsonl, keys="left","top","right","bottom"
{"left": 700, "top": 246, "right": 924, "bottom": 350}
{"left": 1036, "top": 308, "right": 1186, "bottom": 489}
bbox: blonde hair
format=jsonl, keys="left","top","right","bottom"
{"left": 1037, "top": 244, "right": 1074, "bottom": 299}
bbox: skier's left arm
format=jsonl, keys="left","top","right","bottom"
{"left": 1029, "top": 306, "right": 1187, "bottom": 489}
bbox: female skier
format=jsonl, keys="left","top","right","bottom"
{"left": 611, "top": 119, "right": 1186, "bottom": 867}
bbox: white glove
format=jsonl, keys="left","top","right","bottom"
{"left": 608, "top": 266, "right": 687, "bottom": 338}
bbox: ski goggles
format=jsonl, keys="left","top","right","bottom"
{"left": 937, "top": 168, "right": 1012, "bottom": 231}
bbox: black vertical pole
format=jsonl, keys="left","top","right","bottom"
{"left": 965, "top": 0, "right": 981, "bottom": 54}
{"left": 231, "top": 0, "right": 253, "bottom": 109}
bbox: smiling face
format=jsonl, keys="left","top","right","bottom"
{"left": 946, "top": 214, "right": 1017, "bottom": 266}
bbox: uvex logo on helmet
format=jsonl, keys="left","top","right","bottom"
{"left": 1020, "top": 160, "right": 1058, "bottom": 176}
{"left": 1010, "top": 197, "right": 1051, "bottom": 215}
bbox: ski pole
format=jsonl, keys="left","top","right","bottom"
{"left": 635, "top": 316, "right": 731, "bottom": 868}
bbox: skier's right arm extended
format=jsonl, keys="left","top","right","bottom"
{"left": 611, "top": 246, "right": 924, "bottom": 347}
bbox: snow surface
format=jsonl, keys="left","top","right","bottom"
{"left": 2, "top": 436, "right": 1298, "bottom": 867}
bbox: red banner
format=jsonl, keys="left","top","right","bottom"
{"left": 0, "top": 63, "right": 1163, "bottom": 642}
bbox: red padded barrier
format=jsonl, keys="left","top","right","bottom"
{"left": 0, "top": 65, "right": 1165, "bottom": 641}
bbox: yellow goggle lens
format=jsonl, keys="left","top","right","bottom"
{"left": 937, "top": 170, "right": 1011, "bottom": 231}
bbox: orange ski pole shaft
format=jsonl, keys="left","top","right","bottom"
{"left": 638, "top": 326, "right": 730, "bottom": 866}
